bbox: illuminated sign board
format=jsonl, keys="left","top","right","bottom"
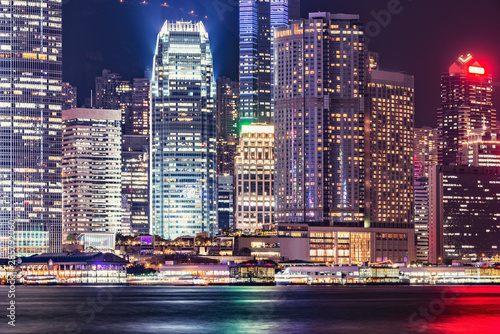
{"left": 469, "top": 66, "right": 485, "bottom": 75}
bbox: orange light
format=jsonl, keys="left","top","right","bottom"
{"left": 469, "top": 66, "right": 485, "bottom": 75}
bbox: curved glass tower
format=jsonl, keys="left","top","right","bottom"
{"left": 151, "top": 21, "right": 217, "bottom": 240}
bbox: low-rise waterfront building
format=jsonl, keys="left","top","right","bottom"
{"left": 18, "top": 252, "right": 128, "bottom": 284}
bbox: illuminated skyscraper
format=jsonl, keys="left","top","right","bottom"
{"left": 151, "top": 21, "right": 217, "bottom": 239}
{"left": 239, "top": 0, "right": 297, "bottom": 124}
{"left": 132, "top": 78, "right": 150, "bottom": 135}
{"left": 0, "top": 1, "right": 63, "bottom": 256}
{"left": 429, "top": 165, "right": 500, "bottom": 263}
{"left": 216, "top": 77, "right": 239, "bottom": 176}
{"left": 122, "top": 135, "right": 149, "bottom": 236}
{"left": 274, "top": 13, "right": 365, "bottom": 226}
{"left": 438, "top": 54, "right": 496, "bottom": 165}
{"left": 216, "top": 77, "right": 239, "bottom": 230}
{"left": 365, "top": 70, "right": 415, "bottom": 229}
{"left": 414, "top": 127, "right": 438, "bottom": 178}
{"left": 235, "top": 124, "right": 275, "bottom": 231}
{"left": 62, "top": 109, "right": 122, "bottom": 238}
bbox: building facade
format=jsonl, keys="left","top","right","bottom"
{"left": 62, "top": 83, "right": 77, "bottom": 111}
{"left": 414, "top": 127, "right": 438, "bottom": 178}
{"left": 462, "top": 128, "right": 500, "bottom": 167}
{"left": 274, "top": 13, "right": 366, "bottom": 226}
{"left": 235, "top": 124, "right": 274, "bottom": 231}
{"left": 122, "top": 135, "right": 149, "bottom": 236}
{"left": 216, "top": 77, "right": 239, "bottom": 176}
{"left": 438, "top": 54, "right": 496, "bottom": 166}
{"left": 151, "top": 21, "right": 217, "bottom": 239}
{"left": 0, "top": 0, "right": 63, "bottom": 256}
{"left": 365, "top": 70, "right": 415, "bottom": 229}
{"left": 429, "top": 165, "right": 500, "bottom": 263}
{"left": 62, "top": 109, "right": 122, "bottom": 238}
{"left": 239, "top": 0, "right": 298, "bottom": 124}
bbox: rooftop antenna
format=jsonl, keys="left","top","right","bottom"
{"left": 91, "top": 90, "right": 93, "bottom": 108}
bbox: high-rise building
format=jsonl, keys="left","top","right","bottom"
{"left": 151, "top": 21, "right": 217, "bottom": 240}
{"left": 438, "top": 54, "right": 496, "bottom": 165}
{"left": 414, "top": 176, "right": 430, "bottom": 263}
{"left": 122, "top": 135, "right": 149, "bottom": 236}
{"left": 62, "top": 83, "right": 78, "bottom": 111}
{"left": 216, "top": 77, "right": 239, "bottom": 175}
{"left": 414, "top": 127, "right": 438, "bottom": 178}
{"left": 461, "top": 128, "right": 500, "bottom": 167}
{"left": 132, "top": 78, "right": 150, "bottom": 135}
{"left": 235, "top": 124, "right": 275, "bottom": 231}
{"left": 239, "top": 0, "right": 297, "bottom": 124}
{"left": 62, "top": 109, "right": 122, "bottom": 238}
{"left": 216, "top": 77, "right": 239, "bottom": 231}
{"left": 0, "top": 1, "right": 63, "bottom": 257}
{"left": 274, "top": 13, "right": 365, "bottom": 226}
{"left": 365, "top": 70, "right": 415, "bottom": 229}
{"left": 429, "top": 165, "right": 500, "bottom": 263}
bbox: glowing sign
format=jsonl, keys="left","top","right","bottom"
{"left": 469, "top": 66, "right": 485, "bottom": 75}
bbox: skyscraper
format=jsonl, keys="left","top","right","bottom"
{"left": 132, "top": 78, "right": 150, "bottom": 135}
{"left": 216, "top": 77, "right": 239, "bottom": 176}
{"left": 274, "top": 13, "right": 365, "bottom": 226}
{"left": 365, "top": 70, "right": 415, "bottom": 229}
{"left": 62, "top": 109, "right": 122, "bottom": 238}
{"left": 151, "top": 21, "right": 217, "bottom": 240}
{"left": 438, "top": 54, "right": 496, "bottom": 165}
{"left": 235, "top": 124, "right": 275, "bottom": 231}
{"left": 239, "top": 0, "right": 296, "bottom": 124}
{"left": 0, "top": 1, "right": 63, "bottom": 256}
{"left": 429, "top": 165, "right": 500, "bottom": 263}
{"left": 461, "top": 128, "right": 500, "bottom": 167}
{"left": 414, "top": 127, "right": 438, "bottom": 178}
{"left": 122, "top": 135, "right": 149, "bottom": 236}
{"left": 216, "top": 77, "right": 239, "bottom": 231}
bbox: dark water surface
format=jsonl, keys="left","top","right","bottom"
{"left": 1, "top": 285, "right": 499, "bottom": 334}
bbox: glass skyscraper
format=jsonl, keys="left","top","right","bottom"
{"left": 239, "top": 0, "right": 294, "bottom": 124}
{"left": 151, "top": 21, "right": 217, "bottom": 240}
{"left": 0, "top": 0, "right": 63, "bottom": 256}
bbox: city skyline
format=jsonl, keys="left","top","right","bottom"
{"left": 62, "top": 0, "right": 500, "bottom": 128}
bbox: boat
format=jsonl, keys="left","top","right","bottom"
{"left": 173, "top": 275, "right": 208, "bottom": 286}
{"left": 23, "top": 275, "right": 57, "bottom": 285}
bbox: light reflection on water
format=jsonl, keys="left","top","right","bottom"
{"left": 0, "top": 286, "right": 498, "bottom": 334}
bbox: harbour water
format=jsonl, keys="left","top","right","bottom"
{"left": 1, "top": 285, "right": 499, "bottom": 334}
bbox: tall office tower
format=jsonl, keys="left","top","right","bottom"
{"left": 274, "top": 13, "right": 365, "bottom": 226}
{"left": 438, "top": 54, "right": 496, "bottom": 165}
{"left": 216, "top": 77, "right": 239, "bottom": 231}
{"left": 429, "top": 165, "right": 500, "bottom": 263}
{"left": 95, "top": 69, "right": 134, "bottom": 134}
{"left": 235, "top": 124, "right": 275, "bottom": 231}
{"left": 132, "top": 78, "right": 150, "bottom": 135}
{"left": 0, "top": 1, "right": 63, "bottom": 257}
{"left": 62, "top": 109, "right": 122, "bottom": 238}
{"left": 216, "top": 77, "right": 239, "bottom": 175}
{"left": 151, "top": 21, "right": 217, "bottom": 240}
{"left": 461, "top": 128, "right": 500, "bottom": 167}
{"left": 414, "top": 127, "right": 438, "bottom": 178}
{"left": 239, "top": 0, "right": 295, "bottom": 124}
{"left": 62, "top": 83, "right": 77, "bottom": 111}
{"left": 122, "top": 135, "right": 149, "bottom": 236}
{"left": 414, "top": 175, "right": 430, "bottom": 263}
{"left": 365, "top": 70, "right": 415, "bottom": 229}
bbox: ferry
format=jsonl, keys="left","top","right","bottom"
{"left": 23, "top": 275, "right": 57, "bottom": 285}
{"left": 173, "top": 275, "right": 209, "bottom": 286}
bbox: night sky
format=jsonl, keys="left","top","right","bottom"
{"left": 62, "top": 0, "right": 500, "bottom": 127}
